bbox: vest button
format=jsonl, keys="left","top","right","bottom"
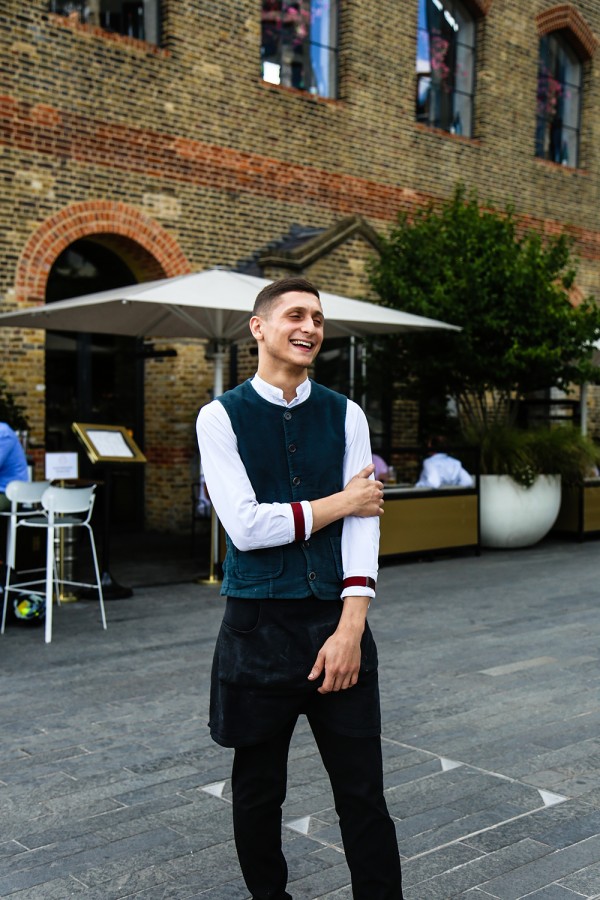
{"left": 308, "top": 571, "right": 316, "bottom": 581}
{"left": 302, "top": 541, "right": 310, "bottom": 549}
{"left": 288, "top": 443, "right": 296, "bottom": 453}
{"left": 292, "top": 476, "right": 301, "bottom": 486}
{"left": 283, "top": 411, "right": 292, "bottom": 420}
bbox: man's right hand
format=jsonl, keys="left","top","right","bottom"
{"left": 309, "top": 463, "right": 384, "bottom": 534}
{"left": 343, "top": 463, "right": 384, "bottom": 517}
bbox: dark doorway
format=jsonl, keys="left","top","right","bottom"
{"left": 45, "top": 238, "right": 145, "bottom": 529}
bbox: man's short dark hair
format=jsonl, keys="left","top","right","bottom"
{"left": 253, "top": 277, "right": 320, "bottom": 316}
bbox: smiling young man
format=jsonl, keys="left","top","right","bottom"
{"left": 197, "top": 276, "right": 403, "bottom": 899}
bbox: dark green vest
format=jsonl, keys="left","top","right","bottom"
{"left": 218, "top": 379, "right": 347, "bottom": 599}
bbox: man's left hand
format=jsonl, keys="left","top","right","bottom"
{"left": 307, "top": 595, "right": 370, "bottom": 694}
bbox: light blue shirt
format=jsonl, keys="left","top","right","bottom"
{"left": 0, "top": 423, "right": 28, "bottom": 493}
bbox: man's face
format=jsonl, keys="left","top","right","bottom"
{"left": 250, "top": 291, "right": 325, "bottom": 370}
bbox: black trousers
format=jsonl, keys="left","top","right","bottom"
{"left": 231, "top": 712, "right": 404, "bottom": 900}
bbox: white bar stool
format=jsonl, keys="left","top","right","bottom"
{"left": 12, "top": 485, "right": 106, "bottom": 643}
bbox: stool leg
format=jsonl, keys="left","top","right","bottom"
{"left": 2, "top": 555, "right": 11, "bottom": 635}
{"left": 86, "top": 524, "right": 106, "bottom": 630}
{"left": 1, "top": 581, "right": 7, "bottom": 634}
{"left": 7, "top": 511, "right": 16, "bottom": 569}
{"left": 45, "top": 523, "right": 54, "bottom": 644}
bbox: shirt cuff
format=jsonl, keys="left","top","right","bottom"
{"left": 289, "top": 501, "right": 313, "bottom": 542}
{"left": 341, "top": 575, "right": 376, "bottom": 600}
{"left": 301, "top": 500, "right": 313, "bottom": 540}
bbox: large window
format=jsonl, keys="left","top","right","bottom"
{"left": 416, "top": 0, "right": 476, "bottom": 137}
{"left": 261, "top": 0, "right": 338, "bottom": 98}
{"left": 49, "top": 0, "right": 160, "bottom": 44}
{"left": 535, "top": 32, "right": 582, "bottom": 167}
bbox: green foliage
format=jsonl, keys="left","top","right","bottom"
{"left": 464, "top": 424, "right": 600, "bottom": 488}
{"left": 0, "top": 379, "right": 30, "bottom": 432}
{"left": 367, "top": 184, "right": 600, "bottom": 430}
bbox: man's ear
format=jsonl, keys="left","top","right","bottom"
{"left": 249, "top": 315, "right": 264, "bottom": 341}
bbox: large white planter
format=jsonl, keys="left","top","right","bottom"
{"left": 479, "top": 474, "right": 562, "bottom": 549}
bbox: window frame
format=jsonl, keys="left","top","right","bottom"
{"left": 260, "top": 0, "right": 340, "bottom": 100}
{"left": 415, "top": 0, "right": 478, "bottom": 138}
{"left": 414, "top": 0, "right": 483, "bottom": 138}
{"left": 534, "top": 30, "right": 583, "bottom": 168}
{"left": 48, "top": 0, "right": 161, "bottom": 46}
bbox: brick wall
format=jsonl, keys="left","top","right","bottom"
{"left": 1, "top": 0, "right": 600, "bottom": 530}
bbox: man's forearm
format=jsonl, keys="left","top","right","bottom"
{"left": 309, "top": 464, "right": 384, "bottom": 534}
{"left": 309, "top": 491, "right": 356, "bottom": 534}
{"left": 337, "top": 595, "right": 370, "bottom": 633}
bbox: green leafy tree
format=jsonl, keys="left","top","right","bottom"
{"left": 367, "top": 185, "right": 600, "bottom": 435}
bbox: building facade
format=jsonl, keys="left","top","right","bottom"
{"left": 1, "top": 0, "right": 600, "bottom": 531}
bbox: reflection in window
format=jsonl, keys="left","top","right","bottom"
{"left": 535, "top": 33, "right": 582, "bottom": 167}
{"left": 49, "top": 0, "right": 160, "bottom": 45}
{"left": 415, "top": 0, "right": 476, "bottom": 137}
{"left": 261, "top": 0, "right": 338, "bottom": 98}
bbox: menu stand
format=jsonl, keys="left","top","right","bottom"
{"left": 72, "top": 422, "right": 147, "bottom": 600}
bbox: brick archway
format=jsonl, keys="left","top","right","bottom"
{"left": 464, "top": 0, "right": 492, "bottom": 17}
{"left": 15, "top": 201, "right": 191, "bottom": 305}
{"left": 536, "top": 5, "right": 598, "bottom": 60}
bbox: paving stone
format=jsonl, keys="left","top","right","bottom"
{"left": 515, "top": 887, "right": 589, "bottom": 898}
{"left": 402, "top": 841, "right": 482, "bottom": 886}
{"left": 398, "top": 803, "right": 527, "bottom": 857}
{"left": 2, "top": 875, "right": 90, "bottom": 899}
{"left": 480, "top": 835, "right": 600, "bottom": 899}
{"left": 5, "top": 541, "right": 600, "bottom": 897}
{"left": 534, "top": 808, "right": 600, "bottom": 850}
{"left": 559, "top": 859, "right": 600, "bottom": 894}
{"left": 402, "top": 838, "right": 551, "bottom": 899}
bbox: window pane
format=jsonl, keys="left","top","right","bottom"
{"left": 455, "top": 41, "right": 474, "bottom": 96}
{"left": 453, "top": 6, "right": 475, "bottom": 46}
{"left": 453, "top": 90, "right": 471, "bottom": 136}
{"left": 561, "top": 126, "right": 578, "bottom": 167}
{"left": 563, "top": 83, "right": 580, "bottom": 130}
{"left": 310, "top": 0, "right": 337, "bottom": 96}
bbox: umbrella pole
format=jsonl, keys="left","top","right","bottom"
{"left": 196, "top": 505, "right": 221, "bottom": 585}
{"left": 196, "top": 345, "right": 224, "bottom": 585}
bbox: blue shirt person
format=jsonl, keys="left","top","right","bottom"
{"left": 0, "top": 423, "right": 28, "bottom": 512}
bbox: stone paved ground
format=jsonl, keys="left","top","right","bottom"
{"left": 2, "top": 536, "right": 600, "bottom": 898}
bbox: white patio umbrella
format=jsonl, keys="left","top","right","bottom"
{"left": 0, "top": 268, "right": 459, "bottom": 396}
{"left": 0, "top": 268, "right": 460, "bottom": 585}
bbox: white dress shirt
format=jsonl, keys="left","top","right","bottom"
{"left": 196, "top": 375, "right": 379, "bottom": 598}
{"left": 415, "top": 453, "right": 474, "bottom": 489}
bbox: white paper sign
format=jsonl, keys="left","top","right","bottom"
{"left": 45, "top": 452, "right": 79, "bottom": 480}
{"left": 87, "top": 430, "right": 134, "bottom": 459}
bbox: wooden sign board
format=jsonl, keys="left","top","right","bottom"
{"left": 72, "top": 423, "right": 146, "bottom": 465}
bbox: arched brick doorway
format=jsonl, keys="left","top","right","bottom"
{"left": 15, "top": 203, "right": 191, "bottom": 528}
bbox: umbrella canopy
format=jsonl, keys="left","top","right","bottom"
{"left": 0, "top": 268, "right": 459, "bottom": 343}
{"left": 0, "top": 268, "right": 460, "bottom": 397}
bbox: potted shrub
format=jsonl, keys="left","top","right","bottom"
{"left": 465, "top": 425, "right": 600, "bottom": 547}
{"left": 367, "top": 185, "right": 600, "bottom": 547}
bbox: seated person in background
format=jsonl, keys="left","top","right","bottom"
{"left": 372, "top": 452, "right": 390, "bottom": 483}
{"left": 0, "top": 422, "right": 28, "bottom": 512}
{"left": 415, "top": 435, "right": 473, "bottom": 489}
